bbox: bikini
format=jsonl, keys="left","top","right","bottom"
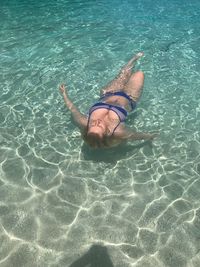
{"left": 87, "top": 91, "right": 137, "bottom": 135}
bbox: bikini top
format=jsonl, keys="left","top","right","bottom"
{"left": 87, "top": 102, "right": 127, "bottom": 136}
{"left": 87, "top": 91, "right": 137, "bottom": 136}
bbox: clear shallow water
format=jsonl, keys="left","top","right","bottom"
{"left": 0, "top": 0, "right": 200, "bottom": 266}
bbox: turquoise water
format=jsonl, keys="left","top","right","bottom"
{"left": 1, "top": 0, "right": 200, "bottom": 266}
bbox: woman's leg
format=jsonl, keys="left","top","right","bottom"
{"left": 100, "top": 52, "right": 144, "bottom": 95}
{"left": 123, "top": 71, "right": 144, "bottom": 102}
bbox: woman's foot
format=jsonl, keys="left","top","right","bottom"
{"left": 126, "top": 52, "right": 144, "bottom": 70}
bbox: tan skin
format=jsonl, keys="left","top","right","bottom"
{"left": 59, "top": 52, "right": 158, "bottom": 148}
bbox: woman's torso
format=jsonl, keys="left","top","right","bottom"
{"left": 88, "top": 94, "right": 131, "bottom": 142}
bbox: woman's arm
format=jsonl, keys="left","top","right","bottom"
{"left": 59, "top": 84, "right": 87, "bottom": 130}
{"left": 125, "top": 131, "right": 158, "bottom": 140}
{"left": 115, "top": 126, "right": 158, "bottom": 141}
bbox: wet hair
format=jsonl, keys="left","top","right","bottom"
{"left": 82, "top": 131, "right": 110, "bottom": 149}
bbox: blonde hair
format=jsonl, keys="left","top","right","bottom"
{"left": 82, "top": 131, "right": 110, "bottom": 148}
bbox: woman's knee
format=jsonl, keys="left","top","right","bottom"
{"left": 132, "top": 71, "right": 144, "bottom": 81}
{"left": 127, "top": 71, "right": 144, "bottom": 87}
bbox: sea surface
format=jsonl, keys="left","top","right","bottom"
{"left": 0, "top": 0, "right": 200, "bottom": 266}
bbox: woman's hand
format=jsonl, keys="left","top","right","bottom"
{"left": 59, "top": 84, "right": 67, "bottom": 95}
{"left": 148, "top": 132, "right": 159, "bottom": 140}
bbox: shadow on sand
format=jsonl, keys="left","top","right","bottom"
{"left": 81, "top": 140, "right": 152, "bottom": 163}
{"left": 69, "top": 244, "right": 114, "bottom": 267}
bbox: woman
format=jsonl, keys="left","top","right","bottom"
{"left": 59, "top": 52, "right": 157, "bottom": 148}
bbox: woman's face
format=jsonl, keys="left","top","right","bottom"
{"left": 88, "top": 119, "right": 106, "bottom": 137}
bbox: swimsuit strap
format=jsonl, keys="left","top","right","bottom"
{"left": 110, "top": 121, "right": 121, "bottom": 136}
